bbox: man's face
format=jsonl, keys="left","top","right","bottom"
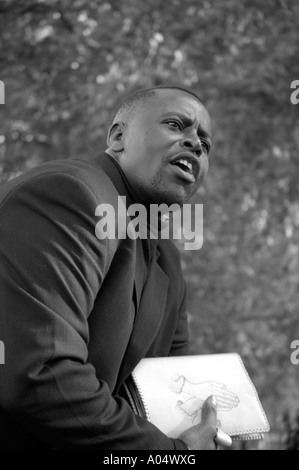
{"left": 118, "top": 89, "right": 212, "bottom": 206}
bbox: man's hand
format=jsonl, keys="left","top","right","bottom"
{"left": 178, "top": 395, "right": 232, "bottom": 450}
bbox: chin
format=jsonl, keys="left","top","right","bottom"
{"left": 155, "top": 190, "right": 191, "bottom": 207}
{"left": 149, "top": 179, "right": 195, "bottom": 206}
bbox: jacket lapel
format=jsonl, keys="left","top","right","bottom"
{"left": 90, "top": 153, "right": 170, "bottom": 391}
{"left": 116, "top": 247, "right": 169, "bottom": 391}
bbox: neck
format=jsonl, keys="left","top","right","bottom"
{"left": 104, "top": 148, "right": 169, "bottom": 234}
{"left": 105, "top": 148, "right": 149, "bottom": 207}
{"left": 105, "top": 148, "right": 119, "bottom": 160}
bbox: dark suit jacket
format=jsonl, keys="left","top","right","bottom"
{"left": 0, "top": 152, "right": 189, "bottom": 450}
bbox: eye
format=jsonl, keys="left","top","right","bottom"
{"left": 200, "top": 139, "right": 210, "bottom": 153}
{"left": 166, "top": 120, "right": 183, "bottom": 131}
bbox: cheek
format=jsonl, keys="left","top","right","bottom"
{"left": 125, "top": 131, "right": 165, "bottom": 173}
{"left": 200, "top": 156, "right": 209, "bottom": 179}
{"left": 137, "top": 143, "right": 160, "bottom": 170}
{"left": 130, "top": 134, "right": 151, "bottom": 159}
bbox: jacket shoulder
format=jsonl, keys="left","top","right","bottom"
{"left": 0, "top": 158, "right": 118, "bottom": 206}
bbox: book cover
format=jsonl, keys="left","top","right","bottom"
{"left": 124, "top": 353, "right": 270, "bottom": 440}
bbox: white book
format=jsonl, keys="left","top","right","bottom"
{"left": 124, "top": 353, "right": 270, "bottom": 440}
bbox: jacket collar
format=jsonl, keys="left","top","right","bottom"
{"left": 91, "top": 151, "right": 140, "bottom": 207}
{"left": 92, "top": 152, "right": 165, "bottom": 238}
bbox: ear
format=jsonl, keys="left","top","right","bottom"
{"left": 106, "top": 122, "right": 125, "bottom": 152}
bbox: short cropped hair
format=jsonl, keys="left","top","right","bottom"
{"left": 111, "top": 85, "right": 204, "bottom": 125}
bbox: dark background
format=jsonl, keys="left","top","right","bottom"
{"left": 0, "top": 0, "right": 298, "bottom": 449}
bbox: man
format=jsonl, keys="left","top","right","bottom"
{"left": 0, "top": 85, "right": 230, "bottom": 450}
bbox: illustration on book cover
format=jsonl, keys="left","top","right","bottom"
{"left": 169, "top": 374, "right": 240, "bottom": 422}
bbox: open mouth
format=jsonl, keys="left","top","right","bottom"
{"left": 171, "top": 158, "right": 193, "bottom": 174}
{"left": 170, "top": 157, "right": 198, "bottom": 183}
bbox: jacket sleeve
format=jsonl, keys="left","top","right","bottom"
{"left": 0, "top": 170, "right": 185, "bottom": 450}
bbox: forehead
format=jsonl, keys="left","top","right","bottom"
{"left": 143, "top": 89, "right": 211, "bottom": 133}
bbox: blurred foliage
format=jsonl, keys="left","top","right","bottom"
{"left": 283, "top": 410, "right": 299, "bottom": 450}
{"left": 0, "top": 0, "right": 299, "bottom": 447}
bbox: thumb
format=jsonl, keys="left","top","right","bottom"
{"left": 201, "top": 395, "right": 217, "bottom": 426}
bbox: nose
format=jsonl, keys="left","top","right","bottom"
{"left": 180, "top": 136, "right": 203, "bottom": 157}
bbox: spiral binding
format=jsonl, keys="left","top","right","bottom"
{"left": 131, "top": 372, "right": 150, "bottom": 422}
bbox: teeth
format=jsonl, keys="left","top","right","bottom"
{"left": 177, "top": 159, "right": 193, "bottom": 171}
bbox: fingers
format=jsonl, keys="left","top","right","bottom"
{"left": 215, "top": 389, "right": 239, "bottom": 403}
{"left": 177, "top": 397, "right": 225, "bottom": 450}
{"left": 210, "top": 383, "right": 239, "bottom": 398}
{"left": 201, "top": 395, "right": 217, "bottom": 427}
{"left": 215, "top": 428, "right": 233, "bottom": 448}
{"left": 215, "top": 393, "right": 239, "bottom": 411}
{"left": 208, "top": 383, "right": 240, "bottom": 410}
{"left": 209, "top": 382, "right": 239, "bottom": 397}
{"left": 215, "top": 419, "right": 232, "bottom": 449}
